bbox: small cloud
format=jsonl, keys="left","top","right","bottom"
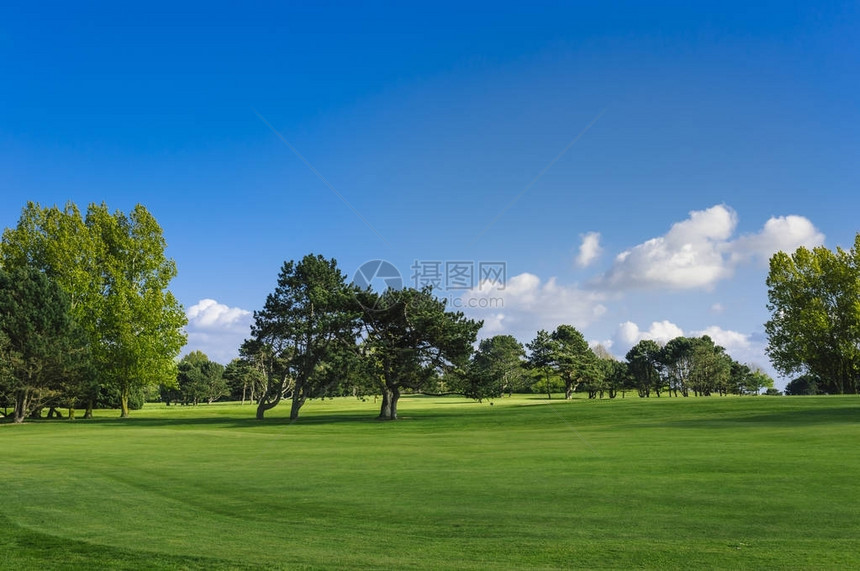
{"left": 710, "top": 302, "right": 725, "bottom": 313}
{"left": 576, "top": 231, "right": 603, "bottom": 267}
{"left": 184, "top": 299, "right": 253, "bottom": 364}
{"left": 614, "top": 320, "right": 685, "bottom": 349}
{"left": 460, "top": 272, "right": 606, "bottom": 341}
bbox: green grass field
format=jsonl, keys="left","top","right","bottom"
{"left": 2, "top": 394, "right": 859, "bottom": 569}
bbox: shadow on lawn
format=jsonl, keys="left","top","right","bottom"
{"left": 665, "top": 403, "right": 860, "bottom": 429}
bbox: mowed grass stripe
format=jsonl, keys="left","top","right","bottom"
{"left": 2, "top": 394, "right": 858, "bottom": 568}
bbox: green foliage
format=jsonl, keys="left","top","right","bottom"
{"left": 625, "top": 339, "right": 662, "bottom": 397}
{"left": 731, "top": 362, "right": 775, "bottom": 395}
{"left": 223, "top": 357, "right": 266, "bottom": 403}
{"left": 784, "top": 374, "right": 824, "bottom": 396}
{"left": 0, "top": 267, "right": 87, "bottom": 422}
{"left": 597, "top": 356, "right": 630, "bottom": 399}
{"left": 0, "top": 202, "right": 187, "bottom": 417}
{"left": 167, "top": 351, "right": 227, "bottom": 405}
{"left": 249, "top": 254, "right": 360, "bottom": 420}
{"left": 550, "top": 325, "right": 601, "bottom": 399}
{"left": 765, "top": 234, "right": 860, "bottom": 394}
{"left": 358, "top": 287, "right": 482, "bottom": 419}
{"left": 462, "top": 335, "right": 526, "bottom": 401}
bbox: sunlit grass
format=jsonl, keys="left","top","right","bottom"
{"left": 2, "top": 394, "right": 858, "bottom": 569}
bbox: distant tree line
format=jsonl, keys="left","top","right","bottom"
{"left": 4, "top": 207, "right": 856, "bottom": 424}
{"left": 226, "top": 254, "right": 785, "bottom": 423}
{"left": 0, "top": 202, "right": 187, "bottom": 421}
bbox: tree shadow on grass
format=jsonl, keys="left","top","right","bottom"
{"left": 663, "top": 404, "right": 860, "bottom": 430}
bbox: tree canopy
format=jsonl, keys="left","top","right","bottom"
{"left": 1, "top": 201, "right": 187, "bottom": 416}
{"left": 358, "top": 287, "right": 482, "bottom": 420}
{"left": 765, "top": 234, "right": 860, "bottom": 394}
{"left": 248, "top": 254, "right": 360, "bottom": 420}
{"left": 0, "top": 267, "right": 87, "bottom": 422}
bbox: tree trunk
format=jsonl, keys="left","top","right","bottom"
{"left": 68, "top": 406, "right": 76, "bottom": 420}
{"left": 84, "top": 398, "right": 94, "bottom": 419}
{"left": 256, "top": 397, "right": 280, "bottom": 420}
{"left": 565, "top": 381, "right": 573, "bottom": 400}
{"left": 378, "top": 386, "right": 400, "bottom": 420}
{"left": 289, "top": 393, "right": 305, "bottom": 421}
{"left": 13, "top": 390, "right": 29, "bottom": 423}
{"left": 120, "top": 391, "right": 130, "bottom": 418}
{"left": 378, "top": 389, "right": 391, "bottom": 419}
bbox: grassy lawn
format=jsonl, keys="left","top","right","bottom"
{"left": 2, "top": 394, "right": 859, "bottom": 569}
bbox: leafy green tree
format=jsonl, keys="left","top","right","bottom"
{"left": 84, "top": 204, "right": 187, "bottom": 416}
{"left": 174, "top": 351, "right": 226, "bottom": 405}
{"left": 359, "top": 287, "right": 481, "bottom": 420}
{"left": 0, "top": 268, "right": 86, "bottom": 422}
{"left": 594, "top": 347, "right": 628, "bottom": 399}
{"left": 765, "top": 235, "right": 860, "bottom": 394}
{"left": 463, "top": 335, "right": 525, "bottom": 402}
{"left": 661, "top": 337, "right": 698, "bottom": 397}
{"left": 550, "top": 325, "right": 600, "bottom": 400}
{"left": 223, "top": 357, "right": 267, "bottom": 404}
{"left": 687, "top": 337, "right": 732, "bottom": 396}
{"left": 249, "top": 254, "right": 360, "bottom": 420}
{"left": 527, "top": 330, "right": 557, "bottom": 399}
{"left": 626, "top": 340, "right": 662, "bottom": 398}
{"left": 1, "top": 202, "right": 186, "bottom": 417}
{"left": 730, "top": 362, "right": 775, "bottom": 395}
{"left": 784, "top": 374, "right": 823, "bottom": 396}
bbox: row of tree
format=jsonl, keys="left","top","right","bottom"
{"left": 3, "top": 199, "right": 855, "bottom": 423}
{"left": 457, "top": 329, "right": 774, "bottom": 403}
{"left": 216, "top": 254, "right": 779, "bottom": 423}
{"left": 0, "top": 202, "right": 187, "bottom": 422}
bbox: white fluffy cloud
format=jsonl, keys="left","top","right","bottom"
{"left": 576, "top": 231, "right": 603, "bottom": 267}
{"left": 459, "top": 272, "right": 606, "bottom": 340}
{"left": 592, "top": 205, "right": 824, "bottom": 291}
{"left": 730, "top": 215, "right": 825, "bottom": 266}
{"left": 184, "top": 299, "right": 253, "bottom": 364}
{"left": 615, "top": 320, "right": 685, "bottom": 347}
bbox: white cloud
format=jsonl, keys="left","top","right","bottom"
{"left": 595, "top": 205, "right": 737, "bottom": 290}
{"left": 187, "top": 299, "right": 252, "bottom": 330}
{"left": 694, "top": 325, "right": 750, "bottom": 353}
{"left": 730, "top": 215, "right": 825, "bottom": 266}
{"left": 184, "top": 299, "right": 253, "bottom": 364}
{"left": 615, "top": 320, "right": 685, "bottom": 348}
{"left": 710, "top": 302, "right": 725, "bottom": 313}
{"left": 592, "top": 205, "right": 824, "bottom": 291}
{"left": 576, "top": 231, "right": 603, "bottom": 267}
{"left": 459, "top": 272, "right": 606, "bottom": 341}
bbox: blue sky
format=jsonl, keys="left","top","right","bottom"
{"left": 2, "top": 1, "right": 858, "bottom": 386}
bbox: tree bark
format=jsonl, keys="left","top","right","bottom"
{"left": 13, "top": 390, "right": 29, "bottom": 423}
{"left": 377, "top": 386, "right": 400, "bottom": 420}
{"left": 289, "top": 393, "right": 305, "bottom": 421}
{"left": 120, "top": 391, "right": 130, "bottom": 418}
